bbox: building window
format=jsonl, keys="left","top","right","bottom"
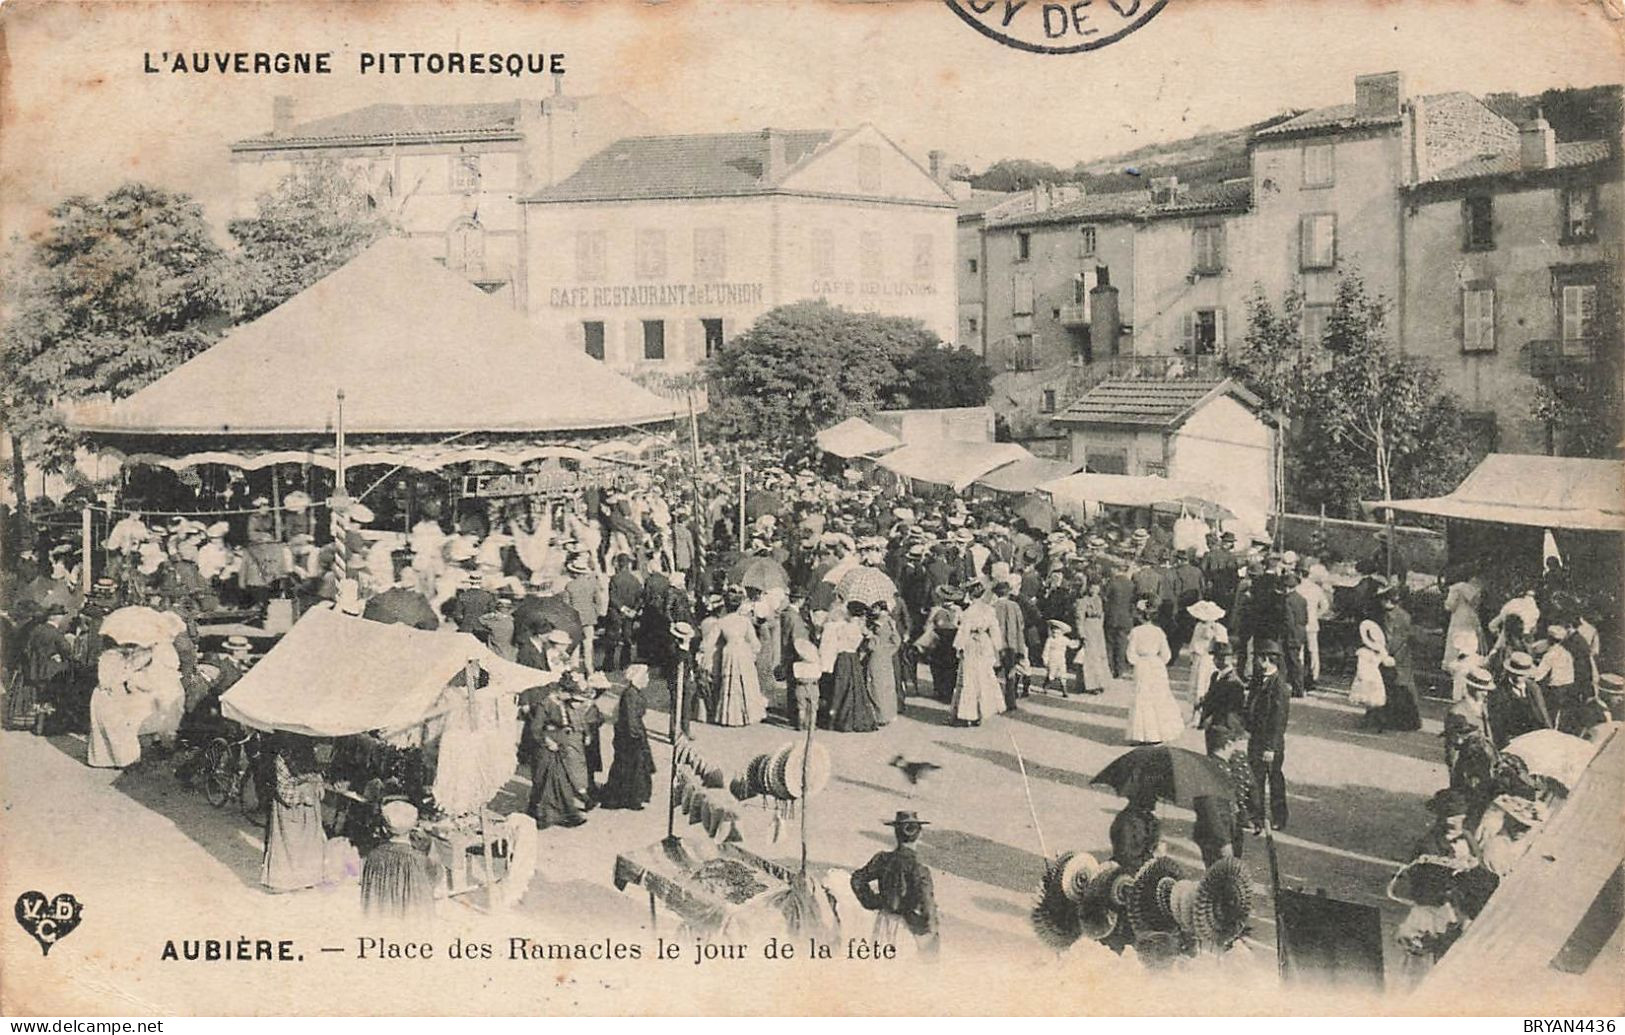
{"left": 1303, "top": 303, "right": 1333, "bottom": 347}
{"left": 583, "top": 320, "right": 606, "bottom": 361}
{"left": 1040, "top": 389, "right": 1057, "bottom": 413}
{"left": 1182, "top": 308, "right": 1226, "bottom": 355}
{"left": 1303, "top": 143, "right": 1335, "bottom": 188}
{"left": 1013, "top": 333, "right": 1036, "bottom": 372}
{"left": 576, "top": 231, "right": 607, "bottom": 282}
{"left": 811, "top": 227, "right": 835, "bottom": 277}
{"left": 450, "top": 154, "right": 481, "bottom": 192}
{"left": 1562, "top": 186, "right": 1598, "bottom": 243}
{"left": 912, "top": 234, "right": 934, "bottom": 281}
{"left": 1561, "top": 283, "right": 1597, "bottom": 355}
{"left": 1085, "top": 447, "right": 1128, "bottom": 475}
{"left": 446, "top": 220, "right": 484, "bottom": 273}
{"left": 642, "top": 319, "right": 666, "bottom": 361}
{"left": 1017, "top": 231, "right": 1032, "bottom": 262}
{"left": 1299, "top": 213, "right": 1336, "bottom": 270}
{"left": 1079, "top": 226, "right": 1097, "bottom": 256}
{"left": 701, "top": 317, "right": 725, "bottom": 358}
{"left": 1462, "top": 284, "right": 1496, "bottom": 353}
{"left": 968, "top": 257, "right": 979, "bottom": 274}
{"left": 635, "top": 229, "right": 668, "bottom": 280}
{"left": 1192, "top": 223, "right": 1224, "bottom": 274}
{"left": 1012, "top": 272, "right": 1035, "bottom": 316}
{"left": 1463, "top": 196, "right": 1495, "bottom": 251}
{"left": 860, "top": 231, "right": 883, "bottom": 281}
{"left": 1461, "top": 411, "right": 1500, "bottom": 452}
{"left": 691, "top": 227, "right": 726, "bottom": 281}
{"left": 857, "top": 145, "right": 882, "bottom": 192}
{"left": 966, "top": 315, "right": 979, "bottom": 334}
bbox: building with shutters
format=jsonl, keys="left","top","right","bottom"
{"left": 520, "top": 125, "right": 958, "bottom": 372}
{"left": 1399, "top": 117, "right": 1620, "bottom": 455}
{"left": 229, "top": 83, "right": 653, "bottom": 305}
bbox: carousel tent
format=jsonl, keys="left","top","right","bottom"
{"left": 1370, "top": 454, "right": 1625, "bottom": 532}
{"left": 814, "top": 416, "right": 902, "bottom": 459}
{"left": 875, "top": 440, "right": 1035, "bottom": 492}
{"left": 71, "top": 237, "right": 681, "bottom": 439}
{"left": 220, "top": 607, "right": 544, "bottom": 738}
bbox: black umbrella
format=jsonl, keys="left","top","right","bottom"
{"left": 1092, "top": 745, "right": 1233, "bottom": 808}
{"left": 744, "top": 489, "right": 783, "bottom": 521}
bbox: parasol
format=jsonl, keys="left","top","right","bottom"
{"left": 744, "top": 489, "right": 783, "bottom": 521}
{"left": 1502, "top": 729, "right": 1597, "bottom": 789}
{"left": 1092, "top": 745, "right": 1233, "bottom": 808}
{"left": 1013, "top": 494, "right": 1056, "bottom": 534}
{"left": 99, "top": 605, "right": 181, "bottom": 647}
{"left": 836, "top": 566, "right": 898, "bottom": 607}
{"left": 729, "top": 555, "right": 790, "bottom": 592}
{"left": 526, "top": 596, "right": 586, "bottom": 647}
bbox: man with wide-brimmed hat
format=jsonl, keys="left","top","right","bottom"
{"left": 850, "top": 811, "right": 939, "bottom": 958}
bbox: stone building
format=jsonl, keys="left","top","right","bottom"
{"left": 230, "top": 82, "right": 653, "bottom": 303}
{"left": 520, "top": 125, "right": 958, "bottom": 372}
{"left": 1400, "top": 115, "right": 1621, "bottom": 454}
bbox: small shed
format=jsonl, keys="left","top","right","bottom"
{"left": 1052, "top": 378, "right": 1278, "bottom": 526}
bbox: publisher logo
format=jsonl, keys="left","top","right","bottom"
{"left": 943, "top": 0, "right": 1170, "bottom": 55}
{"left": 15, "top": 891, "right": 83, "bottom": 956}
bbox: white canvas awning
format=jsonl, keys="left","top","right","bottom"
{"left": 814, "top": 416, "right": 902, "bottom": 459}
{"left": 875, "top": 440, "right": 1034, "bottom": 492}
{"left": 1370, "top": 454, "right": 1625, "bottom": 533}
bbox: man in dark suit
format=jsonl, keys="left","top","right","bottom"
{"left": 603, "top": 553, "right": 643, "bottom": 672}
{"left": 851, "top": 811, "right": 939, "bottom": 958}
{"left": 1282, "top": 571, "right": 1310, "bottom": 698}
{"left": 1246, "top": 640, "right": 1291, "bottom": 833}
{"left": 1102, "top": 562, "right": 1136, "bottom": 679}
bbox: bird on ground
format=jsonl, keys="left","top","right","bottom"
{"left": 890, "top": 755, "right": 942, "bottom": 785}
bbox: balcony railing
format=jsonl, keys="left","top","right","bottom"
{"left": 1058, "top": 304, "right": 1090, "bottom": 328}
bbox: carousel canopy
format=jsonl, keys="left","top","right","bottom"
{"left": 1370, "top": 454, "right": 1625, "bottom": 533}
{"left": 875, "top": 440, "right": 1035, "bottom": 492}
{"left": 71, "top": 237, "right": 681, "bottom": 438}
{"left": 220, "top": 606, "right": 545, "bottom": 738}
{"left": 814, "top": 416, "right": 901, "bottom": 459}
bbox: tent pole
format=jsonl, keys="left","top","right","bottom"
{"left": 664, "top": 643, "right": 686, "bottom": 848}
{"left": 270, "top": 464, "right": 284, "bottom": 542}
{"left": 80, "top": 506, "right": 93, "bottom": 596}
{"left": 738, "top": 461, "right": 747, "bottom": 551}
{"left": 800, "top": 714, "right": 814, "bottom": 875}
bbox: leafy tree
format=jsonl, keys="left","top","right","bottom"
{"left": 968, "top": 158, "right": 1066, "bottom": 192}
{"left": 1, "top": 184, "right": 230, "bottom": 487}
{"left": 704, "top": 301, "right": 938, "bottom": 443}
{"left": 894, "top": 343, "right": 994, "bottom": 409}
{"left": 1529, "top": 284, "right": 1622, "bottom": 458}
{"left": 227, "top": 160, "right": 394, "bottom": 320}
{"left": 1226, "top": 274, "right": 1478, "bottom": 516}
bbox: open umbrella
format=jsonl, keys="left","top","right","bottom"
{"left": 1092, "top": 745, "right": 1232, "bottom": 808}
{"left": 836, "top": 566, "right": 898, "bottom": 608}
{"left": 744, "top": 489, "right": 783, "bottom": 521}
{"left": 1503, "top": 729, "right": 1597, "bottom": 789}
{"left": 528, "top": 596, "right": 586, "bottom": 648}
{"left": 99, "top": 605, "right": 180, "bottom": 647}
{"left": 729, "top": 555, "right": 790, "bottom": 592}
{"left": 1013, "top": 494, "right": 1056, "bottom": 534}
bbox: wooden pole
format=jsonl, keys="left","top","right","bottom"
{"left": 270, "top": 464, "right": 284, "bottom": 542}
{"left": 1264, "top": 779, "right": 1288, "bottom": 978}
{"left": 664, "top": 647, "right": 686, "bottom": 846}
{"left": 80, "top": 506, "right": 93, "bottom": 596}
{"left": 800, "top": 715, "right": 814, "bottom": 875}
{"left": 737, "top": 461, "right": 747, "bottom": 550}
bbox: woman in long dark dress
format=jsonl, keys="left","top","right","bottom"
{"left": 262, "top": 734, "right": 327, "bottom": 892}
{"left": 1379, "top": 592, "right": 1423, "bottom": 732}
{"left": 822, "top": 601, "right": 880, "bottom": 732}
{"left": 361, "top": 800, "right": 436, "bottom": 921}
{"left": 599, "top": 664, "right": 656, "bottom": 810}
{"left": 523, "top": 680, "right": 588, "bottom": 829}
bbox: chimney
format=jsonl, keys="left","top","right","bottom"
{"left": 761, "top": 128, "right": 787, "bottom": 182}
{"left": 1520, "top": 113, "right": 1557, "bottom": 171}
{"left": 1150, "top": 175, "right": 1180, "bottom": 205}
{"left": 928, "top": 149, "right": 947, "bottom": 183}
{"left": 1030, "top": 182, "right": 1048, "bottom": 213}
{"left": 272, "top": 95, "right": 297, "bottom": 136}
{"left": 1354, "top": 71, "right": 1404, "bottom": 119}
{"left": 1089, "top": 270, "right": 1121, "bottom": 358}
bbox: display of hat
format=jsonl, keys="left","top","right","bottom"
{"left": 1503, "top": 651, "right": 1536, "bottom": 677}
{"left": 1187, "top": 600, "right": 1225, "bottom": 623}
{"left": 1127, "top": 856, "right": 1185, "bottom": 935}
{"left": 586, "top": 672, "right": 613, "bottom": 691}
{"left": 1463, "top": 666, "right": 1496, "bottom": 694}
{"left": 933, "top": 584, "right": 964, "bottom": 603}
{"left": 882, "top": 810, "right": 929, "bottom": 828}
{"left": 201, "top": 520, "right": 229, "bottom": 538}
{"left": 1358, "top": 619, "right": 1387, "bottom": 653}
{"left": 283, "top": 491, "right": 313, "bottom": 512}
{"left": 381, "top": 800, "right": 420, "bottom": 835}
{"left": 94, "top": 577, "right": 117, "bottom": 593}
{"left": 1193, "top": 858, "right": 1253, "bottom": 947}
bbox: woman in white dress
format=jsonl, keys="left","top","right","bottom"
{"left": 1441, "top": 575, "right": 1485, "bottom": 673}
{"left": 702, "top": 597, "right": 765, "bottom": 727}
{"left": 1350, "top": 619, "right": 1393, "bottom": 725}
{"left": 87, "top": 646, "right": 159, "bottom": 768}
{"left": 1125, "top": 600, "right": 1183, "bottom": 744}
{"left": 1186, "top": 600, "right": 1228, "bottom": 704}
{"left": 952, "top": 592, "right": 1006, "bottom": 726}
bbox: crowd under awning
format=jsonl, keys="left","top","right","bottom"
{"left": 814, "top": 416, "right": 901, "bottom": 459}
{"left": 875, "top": 440, "right": 1036, "bottom": 492}
{"left": 105, "top": 436, "right": 669, "bottom": 474}
{"left": 1369, "top": 454, "right": 1625, "bottom": 533}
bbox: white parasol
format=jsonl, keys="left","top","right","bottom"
{"left": 1503, "top": 729, "right": 1598, "bottom": 789}
{"left": 99, "top": 606, "right": 183, "bottom": 648}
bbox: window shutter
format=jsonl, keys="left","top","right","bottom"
{"left": 1562, "top": 286, "right": 1582, "bottom": 340}
{"left": 1480, "top": 290, "right": 1494, "bottom": 350}
{"left": 1214, "top": 224, "right": 1226, "bottom": 269}
{"left": 1299, "top": 216, "right": 1313, "bottom": 267}
{"left": 1214, "top": 307, "right": 1228, "bottom": 351}
{"left": 1182, "top": 311, "right": 1196, "bottom": 353}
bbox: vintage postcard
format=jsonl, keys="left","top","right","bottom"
{"left": 2, "top": 0, "right": 1622, "bottom": 1018}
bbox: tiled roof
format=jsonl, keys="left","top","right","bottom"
{"left": 1052, "top": 378, "right": 1258, "bottom": 428}
{"left": 991, "top": 190, "right": 1150, "bottom": 228}
{"left": 1428, "top": 140, "right": 1614, "bottom": 183}
{"left": 958, "top": 189, "right": 1024, "bottom": 218}
{"left": 526, "top": 129, "right": 837, "bottom": 202}
{"left": 1253, "top": 103, "right": 1402, "bottom": 140}
{"left": 232, "top": 101, "right": 526, "bottom": 148}
{"left": 1142, "top": 179, "right": 1252, "bottom": 218}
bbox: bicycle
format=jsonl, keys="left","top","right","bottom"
{"left": 200, "top": 726, "right": 268, "bottom": 826}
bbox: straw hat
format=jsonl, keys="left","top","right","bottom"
{"left": 1046, "top": 619, "right": 1072, "bottom": 635}
{"left": 1463, "top": 667, "right": 1495, "bottom": 694}
{"left": 1359, "top": 619, "right": 1387, "bottom": 653}
{"left": 224, "top": 635, "right": 253, "bottom": 655}
{"left": 566, "top": 556, "right": 590, "bottom": 575}
{"left": 1503, "top": 651, "right": 1536, "bottom": 677}
{"left": 1187, "top": 600, "right": 1225, "bottom": 623}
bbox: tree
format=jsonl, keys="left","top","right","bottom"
{"left": 1529, "top": 284, "right": 1622, "bottom": 458}
{"left": 894, "top": 344, "right": 994, "bottom": 409}
{"left": 968, "top": 159, "right": 1066, "bottom": 192}
{"left": 704, "top": 301, "right": 938, "bottom": 443}
{"left": 1, "top": 184, "right": 230, "bottom": 485}
{"left": 1226, "top": 274, "right": 1478, "bottom": 516}
{"left": 227, "top": 160, "right": 394, "bottom": 320}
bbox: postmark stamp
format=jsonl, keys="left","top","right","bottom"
{"left": 943, "top": 0, "right": 1169, "bottom": 54}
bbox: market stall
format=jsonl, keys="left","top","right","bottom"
{"left": 875, "top": 440, "right": 1036, "bottom": 494}
{"left": 814, "top": 416, "right": 902, "bottom": 460}
{"left": 1036, "top": 470, "right": 1249, "bottom": 534}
